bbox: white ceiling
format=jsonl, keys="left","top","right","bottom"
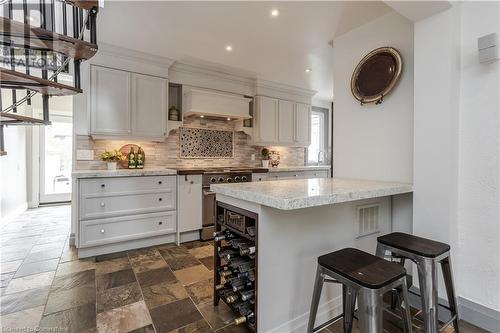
{"left": 97, "top": 1, "right": 392, "bottom": 102}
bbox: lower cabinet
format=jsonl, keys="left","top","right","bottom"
{"left": 177, "top": 175, "right": 202, "bottom": 233}
{"left": 76, "top": 175, "right": 177, "bottom": 257}
{"left": 267, "top": 170, "right": 330, "bottom": 180}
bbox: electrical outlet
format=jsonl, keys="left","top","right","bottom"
{"left": 76, "top": 149, "right": 94, "bottom": 161}
{"left": 251, "top": 154, "right": 255, "bottom": 161}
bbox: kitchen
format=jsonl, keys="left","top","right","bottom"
{"left": 0, "top": 1, "right": 499, "bottom": 333}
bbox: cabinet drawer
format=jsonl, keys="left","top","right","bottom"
{"left": 80, "top": 211, "right": 176, "bottom": 248}
{"left": 302, "top": 170, "right": 329, "bottom": 178}
{"left": 80, "top": 176, "right": 175, "bottom": 195}
{"left": 80, "top": 190, "right": 175, "bottom": 220}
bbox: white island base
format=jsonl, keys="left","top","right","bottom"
{"left": 212, "top": 178, "right": 413, "bottom": 333}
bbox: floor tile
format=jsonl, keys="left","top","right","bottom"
{"left": 149, "top": 298, "right": 203, "bottom": 333}
{"left": 14, "top": 258, "right": 59, "bottom": 278}
{"left": 0, "top": 305, "right": 45, "bottom": 332}
{"left": 185, "top": 278, "right": 213, "bottom": 305}
{"left": 60, "top": 246, "right": 79, "bottom": 263}
{"left": 129, "top": 248, "right": 168, "bottom": 273}
{"left": 142, "top": 281, "right": 189, "bottom": 309}
{"left": 0, "top": 287, "right": 50, "bottom": 315}
{"left": 56, "top": 259, "right": 96, "bottom": 277}
{"left": 96, "top": 251, "right": 129, "bottom": 262}
{"left": 97, "top": 281, "right": 143, "bottom": 313}
{"left": 44, "top": 283, "right": 96, "bottom": 315}
{"left": 95, "top": 256, "right": 131, "bottom": 275}
{"left": 39, "top": 302, "right": 96, "bottom": 333}
{"left": 97, "top": 268, "right": 136, "bottom": 292}
{"left": 137, "top": 267, "right": 177, "bottom": 288}
{"left": 173, "top": 319, "right": 214, "bottom": 333}
{"left": 5, "top": 271, "right": 55, "bottom": 294}
{"left": 166, "top": 255, "right": 202, "bottom": 271}
{"left": 189, "top": 245, "right": 214, "bottom": 259}
{"left": 174, "top": 265, "right": 212, "bottom": 286}
{"left": 1, "top": 272, "right": 14, "bottom": 288}
{"left": 0, "top": 260, "right": 23, "bottom": 274}
{"left": 30, "top": 242, "right": 65, "bottom": 253}
{"left": 182, "top": 241, "right": 212, "bottom": 249}
{"left": 158, "top": 245, "right": 190, "bottom": 260}
{"left": 37, "top": 235, "right": 69, "bottom": 245}
{"left": 0, "top": 250, "right": 30, "bottom": 262}
{"left": 24, "top": 248, "right": 64, "bottom": 263}
{"left": 129, "top": 324, "right": 156, "bottom": 333}
{"left": 1, "top": 235, "right": 39, "bottom": 247}
{"left": 216, "top": 324, "right": 252, "bottom": 333}
{"left": 199, "top": 256, "right": 214, "bottom": 271}
{"left": 96, "top": 300, "right": 152, "bottom": 333}
{"left": 198, "top": 302, "right": 237, "bottom": 331}
{"left": 51, "top": 269, "right": 95, "bottom": 292}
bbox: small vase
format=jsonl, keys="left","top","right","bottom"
{"left": 107, "top": 162, "right": 117, "bottom": 170}
{"left": 262, "top": 160, "right": 270, "bottom": 168}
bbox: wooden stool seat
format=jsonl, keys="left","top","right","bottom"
{"left": 318, "top": 248, "right": 406, "bottom": 289}
{"left": 377, "top": 232, "right": 450, "bottom": 258}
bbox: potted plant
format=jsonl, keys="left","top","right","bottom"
{"left": 101, "top": 150, "right": 124, "bottom": 170}
{"left": 261, "top": 148, "right": 270, "bottom": 168}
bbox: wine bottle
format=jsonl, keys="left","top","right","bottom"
{"left": 239, "top": 244, "right": 256, "bottom": 256}
{"left": 233, "top": 261, "right": 255, "bottom": 273}
{"left": 230, "top": 238, "right": 251, "bottom": 249}
{"left": 215, "top": 282, "right": 231, "bottom": 291}
{"left": 240, "top": 289, "right": 255, "bottom": 301}
{"left": 214, "top": 230, "right": 236, "bottom": 242}
{"left": 246, "top": 226, "right": 256, "bottom": 237}
{"left": 234, "top": 310, "right": 255, "bottom": 326}
{"left": 136, "top": 147, "right": 144, "bottom": 169}
{"left": 225, "top": 291, "right": 239, "bottom": 304}
{"left": 127, "top": 147, "right": 136, "bottom": 169}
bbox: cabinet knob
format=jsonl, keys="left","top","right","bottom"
{"left": 158, "top": 181, "right": 162, "bottom": 185}
{"left": 100, "top": 202, "right": 105, "bottom": 207}
{"left": 158, "top": 198, "right": 163, "bottom": 202}
{"left": 100, "top": 229, "right": 105, "bottom": 233}
{"left": 100, "top": 184, "right": 105, "bottom": 188}
{"left": 127, "top": 130, "right": 131, "bottom": 133}
{"left": 158, "top": 221, "right": 163, "bottom": 225}
{"left": 294, "top": 174, "right": 298, "bottom": 177}
{"left": 190, "top": 180, "right": 194, "bottom": 185}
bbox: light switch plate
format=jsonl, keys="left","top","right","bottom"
{"left": 76, "top": 149, "right": 94, "bottom": 161}
{"left": 251, "top": 154, "right": 255, "bottom": 161}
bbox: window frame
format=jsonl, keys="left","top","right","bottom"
{"left": 306, "top": 106, "right": 330, "bottom": 166}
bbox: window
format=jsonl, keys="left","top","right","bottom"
{"left": 307, "top": 107, "right": 329, "bottom": 165}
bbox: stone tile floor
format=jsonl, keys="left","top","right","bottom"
{"left": 0, "top": 205, "right": 490, "bottom": 333}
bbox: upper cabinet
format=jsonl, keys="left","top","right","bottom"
{"left": 253, "top": 96, "right": 311, "bottom": 147}
{"left": 90, "top": 65, "right": 168, "bottom": 141}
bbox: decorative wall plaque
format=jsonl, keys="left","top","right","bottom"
{"left": 351, "top": 47, "right": 402, "bottom": 105}
{"left": 180, "top": 127, "right": 233, "bottom": 158}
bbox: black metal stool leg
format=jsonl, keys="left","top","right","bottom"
{"left": 441, "top": 256, "right": 460, "bottom": 333}
{"left": 343, "top": 285, "right": 357, "bottom": 333}
{"left": 307, "top": 265, "right": 325, "bottom": 333}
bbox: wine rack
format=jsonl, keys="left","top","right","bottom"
{"left": 214, "top": 201, "right": 258, "bottom": 332}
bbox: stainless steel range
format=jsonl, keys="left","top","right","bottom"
{"left": 201, "top": 170, "right": 252, "bottom": 240}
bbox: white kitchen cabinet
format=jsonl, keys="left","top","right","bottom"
{"left": 266, "top": 170, "right": 329, "bottom": 181}
{"left": 253, "top": 95, "right": 311, "bottom": 147}
{"left": 90, "top": 65, "right": 168, "bottom": 141}
{"left": 278, "top": 100, "right": 295, "bottom": 143}
{"left": 295, "top": 103, "right": 311, "bottom": 146}
{"left": 254, "top": 173, "right": 268, "bottom": 182}
{"left": 90, "top": 66, "right": 132, "bottom": 136}
{"left": 255, "top": 96, "right": 279, "bottom": 143}
{"left": 177, "top": 175, "right": 203, "bottom": 233}
{"left": 131, "top": 73, "right": 168, "bottom": 139}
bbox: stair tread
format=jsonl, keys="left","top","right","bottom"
{"left": 0, "top": 17, "right": 98, "bottom": 60}
{"left": 0, "top": 151, "right": 6, "bottom": 156}
{"left": 65, "top": 0, "right": 99, "bottom": 10}
{"left": 0, "top": 112, "right": 51, "bottom": 126}
{"left": 0, "top": 68, "right": 82, "bottom": 96}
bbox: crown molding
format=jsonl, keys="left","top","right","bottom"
{"left": 255, "top": 79, "right": 317, "bottom": 98}
{"left": 96, "top": 43, "right": 175, "bottom": 68}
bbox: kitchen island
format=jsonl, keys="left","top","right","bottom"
{"left": 211, "top": 178, "right": 413, "bottom": 333}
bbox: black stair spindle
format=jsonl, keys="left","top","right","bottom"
{"left": 40, "top": 0, "right": 49, "bottom": 122}
{"left": 7, "top": 0, "right": 17, "bottom": 113}
{"left": 89, "top": 7, "right": 97, "bottom": 44}
{"left": 0, "top": 125, "right": 5, "bottom": 154}
{"left": 50, "top": 0, "right": 57, "bottom": 83}
{"left": 72, "top": 6, "right": 80, "bottom": 89}
{"left": 22, "top": 0, "right": 32, "bottom": 105}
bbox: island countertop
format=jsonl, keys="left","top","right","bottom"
{"left": 72, "top": 168, "right": 178, "bottom": 179}
{"left": 211, "top": 177, "right": 413, "bottom": 210}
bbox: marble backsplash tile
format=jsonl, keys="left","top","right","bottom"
{"left": 75, "top": 118, "right": 305, "bottom": 170}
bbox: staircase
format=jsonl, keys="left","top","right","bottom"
{"left": 0, "top": 0, "right": 99, "bottom": 155}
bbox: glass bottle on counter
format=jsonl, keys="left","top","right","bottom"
{"left": 136, "top": 147, "right": 144, "bottom": 169}
{"left": 127, "top": 147, "right": 136, "bottom": 169}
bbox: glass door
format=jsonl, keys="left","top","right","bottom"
{"left": 39, "top": 115, "right": 72, "bottom": 203}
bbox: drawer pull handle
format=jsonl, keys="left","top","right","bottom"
{"left": 190, "top": 181, "right": 194, "bottom": 185}
{"left": 158, "top": 181, "right": 162, "bottom": 185}
{"left": 158, "top": 198, "right": 163, "bottom": 202}
{"left": 100, "top": 229, "right": 105, "bottom": 233}
{"left": 101, "top": 184, "right": 105, "bottom": 188}
{"left": 158, "top": 221, "right": 163, "bottom": 225}
{"left": 100, "top": 202, "right": 105, "bottom": 207}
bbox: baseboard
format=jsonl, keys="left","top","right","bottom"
{"left": 409, "top": 286, "right": 499, "bottom": 332}
{"left": 179, "top": 230, "right": 200, "bottom": 243}
{"left": 68, "top": 233, "right": 76, "bottom": 246}
{"left": 265, "top": 296, "right": 342, "bottom": 333}
{"left": 0, "top": 202, "right": 28, "bottom": 225}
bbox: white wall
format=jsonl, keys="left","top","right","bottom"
{"left": 332, "top": 11, "right": 414, "bottom": 184}
{"left": 414, "top": 2, "right": 500, "bottom": 328}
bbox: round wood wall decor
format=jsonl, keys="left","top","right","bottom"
{"left": 351, "top": 47, "right": 402, "bottom": 105}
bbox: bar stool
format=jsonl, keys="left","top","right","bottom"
{"left": 307, "top": 248, "right": 413, "bottom": 333}
{"left": 376, "top": 232, "right": 459, "bottom": 333}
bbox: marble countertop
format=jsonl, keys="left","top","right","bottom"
{"left": 211, "top": 177, "right": 413, "bottom": 210}
{"left": 72, "top": 168, "right": 178, "bottom": 179}
{"left": 267, "top": 165, "right": 331, "bottom": 172}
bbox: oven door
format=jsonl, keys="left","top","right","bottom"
{"left": 203, "top": 190, "right": 216, "bottom": 227}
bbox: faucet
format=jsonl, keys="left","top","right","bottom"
{"left": 317, "top": 150, "right": 326, "bottom": 166}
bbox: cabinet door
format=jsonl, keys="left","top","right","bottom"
{"left": 177, "top": 175, "right": 202, "bottom": 233}
{"left": 256, "top": 96, "right": 279, "bottom": 143}
{"left": 294, "top": 103, "right": 311, "bottom": 146}
{"left": 131, "top": 74, "right": 168, "bottom": 139}
{"left": 90, "top": 66, "right": 131, "bottom": 136}
{"left": 278, "top": 99, "right": 295, "bottom": 143}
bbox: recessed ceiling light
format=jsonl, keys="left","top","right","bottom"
{"left": 271, "top": 9, "right": 279, "bottom": 17}
{"left": 225, "top": 45, "right": 233, "bottom": 52}
{"left": 305, "top": 68, "right": 312, "bottom": 73}
{"left": 200, "top": 115, "right": 204, "bottom": 118}
{"left": 227, "top": 117, "right": 231, "bottom": 121}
